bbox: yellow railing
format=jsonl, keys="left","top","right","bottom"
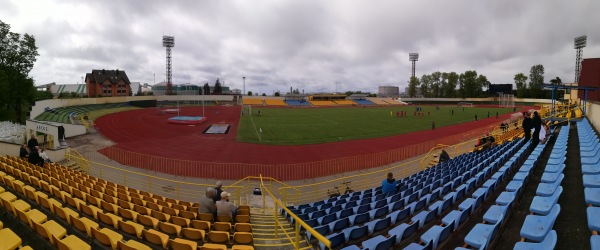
{"left": 260, "top": 175, "right": 331, "bottom": 250}
{"left": 65, "top": 148, "right": 90, "bottom": 173}
{"left": 418, "top": 144, "right": 450, "bottom": 168}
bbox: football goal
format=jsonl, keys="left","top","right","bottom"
{"left": 498, "top": 94, "right": 515, "bottom": 108}
{"left": 458, "top": 102, "right": 473, "bottom": 107}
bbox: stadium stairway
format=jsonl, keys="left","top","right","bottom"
{"left": 249, "top": 212, "right": 312, "bottom": 250}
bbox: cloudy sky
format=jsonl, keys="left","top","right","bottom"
{"left": 1, "top": 0, "right": 599, "bottom": 94}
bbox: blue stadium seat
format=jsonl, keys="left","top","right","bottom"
{"left": 535, "top": 174, "right": 565, "bottom": 196}
{"left": 530, "top": 186, "right": 562, "bottom": 215}
{"left": 349, "top": 212, "right": 369, "bottom": 225}
{"left": 306, "top": 225, "right": 330, "bottom": 243}
{"left": 591, "top": 235, "right": 600, "bottom": 250}
{"left": 541, "top": 171, "right": 562, "bottom": 183}
{"left": 369, "top": 206, "right": 389, "bottom": 220}
{"left": 319, "top": 213, "right": 337, "bottom": 225}
{"left": 588, "top": 206, "right": 600, "bottom": 233}
{"left": 388, "top": 200, "right": 403, "bottom": 212}
{"left": 520, "top": 204, "right": 560, "bottom": 242}
{"left": 585, "top": 188, "right": 600, "bottom": 206}
{"left": 495, "top": 191, "right": 516, "bottom": 206}
{"left": 483, "top": 203, "right": 511, "bottom": 224}
{"left": 583, "top": 165, "right": 600, "bottom": 175}
{"left": 361, "top": 235, "right": 395, "bottom": 250}
{"left": 545, "top": 163, "right": 565, "bottom": 173}
{"left": 505, "top": 180, "right": 523, "bottom": 194}
{"left": 459, "top": 195, "right": 484, "bottom": 215}
{"left": 329, "top": 217, "right": 350, "bottom": 233}
{"left": 341, "top": 245, "right": 360, "bottom": 250}
{"left": 514, "top": 230, "right": 557, "bottom": 250}
{"left": 389, "top": 207, "right": 410, "bottom": 224}
{"left": 411, "top": 209, "right": 437, "bottom": 229}
{"left": 388, "top": 223, "right": 418, "bottom": 243}
{"left": 583, "top": 174, "right": 600, "bottom": 188}
{"left": 319, "top": 232, "right": 345, "bottom": 250}
{"left": 355, "top": 204, "right": 370, "bottom": 214}
{"left": 442, "top": 209, "right": 469, "bottom": 232}
{"left": 462, "top": 220, "right": 501, "bottom": 249}
{"left": 341, "top": 225, "right": 368, "bottom": 242}
{"left": 338, "top": 208, "right": 354, "bottom": 219}
{"left": 419, "top": 223, "right": 453, "bottom": 249}
{"left": 366, "top": 217, "right": 391, "bottom": 235}
{"left": 404, "top": 239, "right": 433, "bottom": 250}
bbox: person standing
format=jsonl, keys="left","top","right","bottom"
{"left": 213, "top": 181, "right": 223, "bottom": 203}
{"left": 27, "top": 135, "right": 38, "bottom": 152}
{"left": 531, "top": 111, "right": 542, "bottom": 145}
{"left": 432, "top": 121, "right": 436, "bottom": 130}
{"left": 475, "top": 115, "right": 478, "bottom": 121}
{"left": 522, "top": 112, "right": 532, "bottom": 141}
{"left": 439, "top": 149, "right": 450, "bottom": 163}
{"left": 199, "top": 188, "right": 217, "bottom": 219}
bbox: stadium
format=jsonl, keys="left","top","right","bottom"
{"left": 2, "top": 3, "right": 600, "bottom": 250}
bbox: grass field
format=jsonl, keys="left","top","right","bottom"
{"left": 237, "top": 106, "right": 515, "bottom": 145}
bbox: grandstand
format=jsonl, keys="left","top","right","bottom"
{"left": 34, "top": 103, "right": 132, "bottom": 124}
{"left": 242, "top": 98, "right": 264, "bottom": 106}
{"left": 264, "top": 99, "right": 287, "bottom": 106}
{"left": 333, "top": 100, "right": 356, "bottom": 105}
{"left": 309, "top": 100, "right": 337, "bottom": 106}
{"left": 368, "top": 98, "right": 391, "bottom": 105}
{"left": 284, "top": 100, "right": 311, "bottom": 106}
{"left": 352, "top": 99, "right": 375, "bottom": 105}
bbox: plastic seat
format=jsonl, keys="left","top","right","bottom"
{"left": 505, "top": 180, "right": 524, "bottom": 193}
{"left": 583, "top": 174, "right": 600, "bottom": 188}
{"left": 0, "top": 228, "right": 21, "bottom": 250}
{"left": 208, "top": 231, "right": 230, "bottom": 244}
{"left": 592, "top": 235, "right": 600, "bottom": 250}
{"left": 117, "top": 240, "right": 152, "bottom": 250}
{"left": 118, "top": 220, "right": 144, "bottom": 238}
{"left": 463, "top": 220, "right": 501, "bottom": 249}
{"left": 341, "top": 225, "right": 368, "bottom": 242}
{"left": 419, "top": 223, "right": 452, "bottom": 249}
{"left": 411, "top": 209, "right": 436, "bottom": 229}
{"left": 192, "top": 220, "right": 211, "bottom": 231}
{"left": 366, "top": 217, "right": 391, "bottom": 235}
{"left": 483, "top": 204, "right": 510, "bottom": 224}
{"left": 169, "top": 238, "right": 198, "bottom": 250}
{"left": 117, "top": 207, "right": 138, "bottom": 221}
{"left": 361, "top": 235, "right": 395, "bottom": 250}
{"left": 588, "top": 206, "right": 600, "bottom": 233}
{"left": 151, "top": 210, "right": 171, "bottom": 222}
{"left": 306, "top": 225, "right": 330, "bottom": 243}
{"left": 201, "top": 243, "right": 227, "bottom": 250}
{"left": 536, "top": 175, "right": 564, "bottom": 196}
{"left": 142, "top": 229, "right": 169, "bottom": 248}
{"left": 369, "top": 206, "right": 389, "bottom": 220}
{"left": 53, "top": 234, "right": 91, "bottom": 250}
{"left": 388, "top": 223, "right": 418, "bottom": 243}
{"left": 180, "top": 210, "right": 197, "bottom": 220}
{"left": 199, "top": 213, "right": 214, "bottom": 222}
{"left": 138, "top": 214, "right": 160, "bottom": 229}
{"left": 80, "top": 204, "right": 102, "bottom": 220}
{"left": 32, "top": 220, "right": 67, "bottom": 245}
{"left": 233, "top": 232, "right": 253, "bottom": 245}
{"left": 583, "top": 164, "right": 600, "bottom": 175}
{"left": 514, "top": 230, "right": 557, "bottom": 250}
{"left": 545, "top": 163, "right": 565, "bottom": 173}
{"left": 496, "top": 191, "right": 516, "bottom": 206}
{"left": 329, "top": 217, "right": 350, "bottom": 232}
{"left": 213, "top": 222, "right": 232, "bottom": 232}
{"left": 16, "top": 208, "right": 47, "bottom": 228}
{"left": 585, "top": 188, "right": 600, "bottom": 206}
{"left": 442, "top": 209, "right": 469, "bottom": 231}
{"left": 530, "top": 187, "right": 562, "bottom": 215}
{"left": 158, "top": 221, "right": 182, "bottom": 237}
{"left": 91, "top": 227, "right": 123, "bottom": 250}
{"left": 458, "top": 195, "right": 483, "bottom": 215}
{"left": 182, "top": 228, "right": 205, "bottom": 241}
{"left": 318, "top": 232, "right": 345, "bottom": 250}
{"left": 520, "top": 204, "right": 560, "bottom": 242}
{"left": 349, "top": 212, "right": 369, "bottom": 225}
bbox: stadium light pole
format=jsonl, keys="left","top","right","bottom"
{"left": 243, "top": 76, "right": 246, "bottom": 96}
{"left": 574, "top": 35, "right": 587, "bottom": 83}
{"left": 409, "top": 53, "right": 419, "bottom": 78}
{"left": 163, "top": 35, "right": 175, "bottom": 95}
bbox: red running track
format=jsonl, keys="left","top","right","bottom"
{"left": 94, "top": 106, "right": 528, "bottom": 180}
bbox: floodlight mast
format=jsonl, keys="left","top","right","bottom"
{"left": 163, "top": 36, "right": 175, "bottom": 95}
{"left": 409, "top": 53, "right": 419, "bottom": 78}
{"left": 574, "top": 35, "right": 587, "bottom": 83}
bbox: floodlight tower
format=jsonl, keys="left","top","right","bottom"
{"left": 409, "top": 53, "right": 419, "bottom": 78}
{"left": 163, "top": 35, "right": 175, "bottom": 95}
{"left": 574, "top": 35, "right": 587, "bottom": 83}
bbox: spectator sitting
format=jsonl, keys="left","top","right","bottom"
{"left": 28, "top": 146, "right": 41, "bottom": 166}
{"left": 216, "top": 191, "right": 237, "bottom": 219}
{"left": 381, "top": 172, "right": 397, "bottom": 195}
{"left": 213, "top": 181, "right": 223, "bottom": 203}
{"left": 439, "top": 149, "right": 450, "bottom": 163}
{"left": 39, "top": 148, "right": 51, "bottom": 163}
{"left": 19, "top": 144, "right": 29, "bottom": 158}
{"left": 199, "top": 188, "right": 217, "bottom": 219}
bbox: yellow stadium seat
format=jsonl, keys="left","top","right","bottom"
{"left": 38, "top": 196, "right": 62, "bottom": 213}
{"left": 71, "top": 216, "right": 99, "bottom": 237}
{"left": 208, "top": 231, "right": 230, "bottom": 244}
{"left": 72, "top": 188, "right": 86, "bottom": 200}
{"left": 171, "top": 216, "right": 190, "bottom": 227}
{"left": 232, "top": 245, "right": 254, "bottom": 250}
{"left": 162, "top": 206, "right": 179, "bottom": 216}
{"left": 169, "top": 238, "right": 197, "bottom": 250}
{"left": 79, "top": 204, "right": 102, "bottom": 220}
{"left": 117, "top": 207, "right": 138, "bottom": 221}
{"left": 158, "top": 221, "right": 181, "bottom": 237}
{"left": 151, "top": 210, "right": 170, "bottom": 222}
{"left": 235, "top": 215, "right": 250, "bottom": 223}
{"left": 97, "top": 211, "right": 122, "bottom": 229}
{"left": 142, "top": 229, "right": 169, "bottom": 249}
{"left": 213, "top": 222, "right": 231, "bottom": 232}
{"left": 234, "top": 223, "right": 252, "bottom": 233}
{"left": 237, "top": 209, "right": 250, "bottom": 216}
{"left": 201, "top": 243, "right": 227, "bottom": 250}
{"left": 91, "top": 227, "right": 123, "bottom": 250}
{"left": 117, "top": 240, "right": 152, "bottom": 250}
{"left": 216, "top": 215, "right": 232, "bottom": 223}
{"left": 53, "top": 234, "right": 91, "bottom": 250}
{"left": 65, "top": 196, "right": 85, "bottom": 211}
{"left": 238, "top": 205, "right": 250, "bottom": 210}
{"left": 0, "top": 228, "right": 21, "bottom": 250}
{"left": 117, "top": 199, "right": 133, "bottom": 210}
{"left": 118, "top": 220, "right": 144, "bottom": 238}
{"left": 54, "top": 205, "right": 79, "bottom": 225}
{"left": 182, "top": 228, "right": 205, "bottom": 242}
{"left": 147, "top": 202, "right": 162, "bottom": 211}
{"left": 12, "top": 180, "right": 25, "bottom": 194}
{"left": 0, "top": 191, "right": 17, "bottom": 203}
{"left": 0, "top": 220, "right": 2, "bottom": 229}
{"left": 191, "top": 220, "right": 210, "bottom": 231}
{"left": 32, "top": 220, "right": 67, "bottom": 245}
{"left": 100, "top": 200, "right": 118, "bottom": 214}
{"left": 138, "top": 214, "right": 159, "bottom": 229}
{"left": 134, "top": 204, "right": 151, "bottom": 215}
{"left": 2, "top": 198, "right": 31, "bottom": 216}
{"left": 180, "top": 210, "right": 197, "bottom": 220}
{"left": 233, "top": 232, "right": 254, "bottom": 245}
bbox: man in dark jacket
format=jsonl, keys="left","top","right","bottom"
{"left": 27, "top": 136, "right": 39, "bottom": 152}
{"left": 213, "top": 181, "right": 223, "bottom": 203}
{"left": 531, "top": 111, "right": 542, "bottom": 146}
{"left": 522, "top": 112, "right": 532, "bottom": 141}
{"left": 28, "top": 146, "right": 41, "bottom": 166}
{"left": 19, "top": 144, "right": 29, "bottom": 158}
{"left": 381, "top": 172, "right": 397, "bottom": 195}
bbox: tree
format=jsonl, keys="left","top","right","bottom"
{"left": 247, "top": 91, "right": 253, "bottom": 96}
{"left": 514, "top": 73, "right": 528, "bottom": 98}
{"left": 476, "top": 75, "right": 488, "bottom": 97}
{"left": 0, "top": 19, "right": 39, "bottom": 123}
{"left": 420, "top": 74, "right": 431, "bottom": 97}
{"left": 408, "top": 76, "right": 419, "bottom": 97}
{"left": 202, "top": 83, "right": 210, "bottom": 95}
{"left": 261, "top": 93, "right": 266, "bottom": 96}
{"left": 430, "top": 71, "right": 442, "bottom": 97}
{"left": 274, "top": 92, "right": 280, "bottom": 96}
{"left": 529, "top": 64, "right": 544, "bottom": 98}
{"left": 212, "top": 78, "right": 222, "bottom": 95}
{"left": 549, "top": 77, "right": 562, "bottom": 85}
{"left": 458, "top": 70, "right": 480, "bottom": 98}
{"left": 443, "top": 72, "right": 459, "bottom": 98}
{"left": 35, "top": 90, "right": 53, "bottom": 101}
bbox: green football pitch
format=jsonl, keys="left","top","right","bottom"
{"left": 237, "top": 106, "right": 515, "bottom": 145}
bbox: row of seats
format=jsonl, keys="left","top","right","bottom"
{"left": 401, "top": 139, "right": 528, "bottom": 250}
{"left": 577, "top": 118, "right": 600, "bottom": 249}
{"left": 0, "top": 157, "right": 255, "bottom": 249}
{"left": 287, "top": 138, "right": 523, "bottom": 249}
{"left": 459, "top": 127, "right": 557, "bottom": 249}
{"left": 241, "top": 98, "right": 264, "bottom": 105}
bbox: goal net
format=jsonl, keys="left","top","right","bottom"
{"left": 242, "top": 105, "right": 252, "bottom": 116}
{"left": 498, "top": 94, "right": 515, "bottom": 108}
{"left": 458, "top": 102, "right": 473, "bottom": 107}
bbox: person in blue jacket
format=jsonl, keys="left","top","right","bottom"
{"left": 382, "top": 172, "right": 397, "bottom": 195}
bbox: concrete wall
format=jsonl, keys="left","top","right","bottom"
{"left": 0, "top": 142, "right": 66, "bottom": 162}
{"left": 46, "top": 122, "right": 87, "bottom": 138}
{"left": 587, "top": 101, "right": 600, "bottom": 132}
{"left": 399, "top": 97, "right": 553, "bottom": 104}
{"left": 31, "top": 95, "right": 235, "bottom": 119}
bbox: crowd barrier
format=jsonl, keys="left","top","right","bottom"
{"left": 100, "top": 125, "right": 496, "bottom": 181}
